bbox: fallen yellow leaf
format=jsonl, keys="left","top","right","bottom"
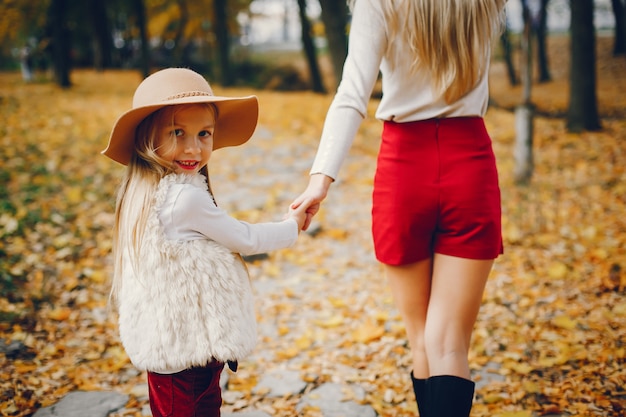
{"left": 552, "top": 315, "right": 577, "bottom": 330}
{"left": 547, "top": 262, "right": 568, "bottom": 279}
{"left": 315, "top": 315, "right": 344, "bottom": 328}
{"left": 496, "top": 411, "right": 533, "bottom": 417}
{"left": 47, "top": 307, "right": 72, "bottom": 321}
{"left": 352, "top": 320, "right": 385, "bottom": 343}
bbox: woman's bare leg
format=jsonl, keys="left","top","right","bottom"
{"left": 384, "top": 259, "right": 433, "bottom": 378}
{"left": 424, "top": 253, "right": 493, "bottom": 379}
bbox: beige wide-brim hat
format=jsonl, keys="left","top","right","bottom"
{"left": 102, "top": 67, "right": 259, "bottom": 165}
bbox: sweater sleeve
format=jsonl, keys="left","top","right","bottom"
{"left": 159, "top": 183, "right": 299, "bottom": 256}
{"left": 310, "top": 0, "right": 386, "bottom": 179}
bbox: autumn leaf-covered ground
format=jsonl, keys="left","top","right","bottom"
{"left": 1, "top": 35, "right": 625, "bottom": 417}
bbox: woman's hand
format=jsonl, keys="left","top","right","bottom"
{"left": 291, "top": 173, "right": 334, "bottom": 231}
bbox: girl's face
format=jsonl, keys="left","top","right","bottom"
{"left": 155, "top": 105, "right": 215, "bottom": 174}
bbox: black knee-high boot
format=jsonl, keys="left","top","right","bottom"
{"left": 428, "top": 375, "right": 475, "bottom": 417}
{"left": 411, "top": 372, "right": 428, "bottom": 416}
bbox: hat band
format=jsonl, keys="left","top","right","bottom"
{"left": 165, "top": 91, "right": 214, "bottom": 101}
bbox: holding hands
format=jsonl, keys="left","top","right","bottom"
{"left": 286, "top": 204, "right": 308, "bottom": 232}
{"left": 290, "top": 173, "right": 334, "bottom": 231}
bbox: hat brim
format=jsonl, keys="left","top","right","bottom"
{"left": 102, "top": 94, "right": 258, "bottom": 165}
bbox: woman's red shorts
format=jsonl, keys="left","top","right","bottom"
{"left": 372, "top": 117, "right": 503, "bottom": 265}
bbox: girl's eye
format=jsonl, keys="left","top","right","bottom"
{"left": 173, "top": 129, "right": 184, "bottom": 137}
{"left": 198, "top": 130, "right": 213, "bottom": 138}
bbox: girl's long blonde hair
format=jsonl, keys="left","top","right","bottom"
{"left": 110, "top": 104, "right": 216, "bottom": 304}
{"left": 353, "top": 0, "right": 506, "bottom": 103}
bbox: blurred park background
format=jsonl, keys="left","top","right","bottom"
{"left": 1, "top": 0, "right": 625, "bottom": 416}
{"left": 0, "top": 0, "right": 622, "bottom": 96}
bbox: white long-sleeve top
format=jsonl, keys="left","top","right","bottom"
{"left": 310, "top": 0, "right": 491, "bottom": 180}
{"left": 158, "top": 174, "right": 298, "bottom": 254}
{"left": 118, "top": 173, "right": 298, "bottom": 374}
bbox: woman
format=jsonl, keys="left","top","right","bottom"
{"left": 291, "top": 1, "right": 507, "bottom": 415}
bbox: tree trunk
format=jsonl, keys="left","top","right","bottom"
{"left": 500, "top": 24, "right": 518, "bottom": 86}
{"left": 318, "top": 0, "right": 348, "bottom": 90}
{"left": 131, "top": 0, "right": 150, "bottom": 78}
{"left": 521, "top": 3, "right": 532, "bottom": 105}
{"left": 172, "top": 0, "right": 189, "bottom": 67}
{"left": 297, "top": 0, "right": 325, "bottom": 93}
{"left": 567, "top": 0, "right": 601, "bottom": 132}
{"left": 90, "top": 0, "right": 112, "bottom": 71}
{"left": 515, "top": 3, "right": 534, "bottom": 184}
{"left": 214, "top": 0, "right": 232, "bottom": 86}
{"left": 514, "top": 105, "right": 535, "bottom": 185}
{"left": 536, "top": 0, "right": 551, "bottom": 82}
{"left": 611, "top": 0, "right": 625, "bottom": 55}
{"left": 49, "top": 0, "right": 71, "bottom": 87}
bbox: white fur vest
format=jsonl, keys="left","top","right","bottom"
{"left": 117, "top": 173, "right": 257, "bottom": 373}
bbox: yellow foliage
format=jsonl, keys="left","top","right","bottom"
{"left": 352, "top": 319, "right": 385, "bottom": 344}
{"left": 1, "top": 50, "right": 626, "bottom": 416}
{"left": 551, "top": 315, "right": 578, "bottom": 330}
{"left": 547, "top": 262, "right": 568, "bottom": 279}
{"left": 495, "top": 412, "right": 533, "bottom": 417}
{"left": 47, "top": 307, "right": 72, "bottom": 321}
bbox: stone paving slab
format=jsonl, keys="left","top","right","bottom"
{"left": 297, "top": 382, "right": 377, "bottom": 417}
{"left": 32, "top": 391, "right": 128, "bottom": 417}
{"left": 253, "top": 369, "right": 307, "bottom": 398}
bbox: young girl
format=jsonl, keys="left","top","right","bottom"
{"left": 292, "top": 1, "right": 506, "bottom": 416}
{"left": 102, "top": 67, "right": 307, "bottom": 417}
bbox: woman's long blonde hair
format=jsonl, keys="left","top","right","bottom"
{"left": 110, "top": 104, "right": 216, "bottom": 303}
{"left": 353, "top": 0, "right": 506, "bottom": 103}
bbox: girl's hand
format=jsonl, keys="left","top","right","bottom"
{"left": 287, "top": 204, "right": 308, "bottom": 232}
{"left": 291, "top": 173, "right": 333, "bottom": 231}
